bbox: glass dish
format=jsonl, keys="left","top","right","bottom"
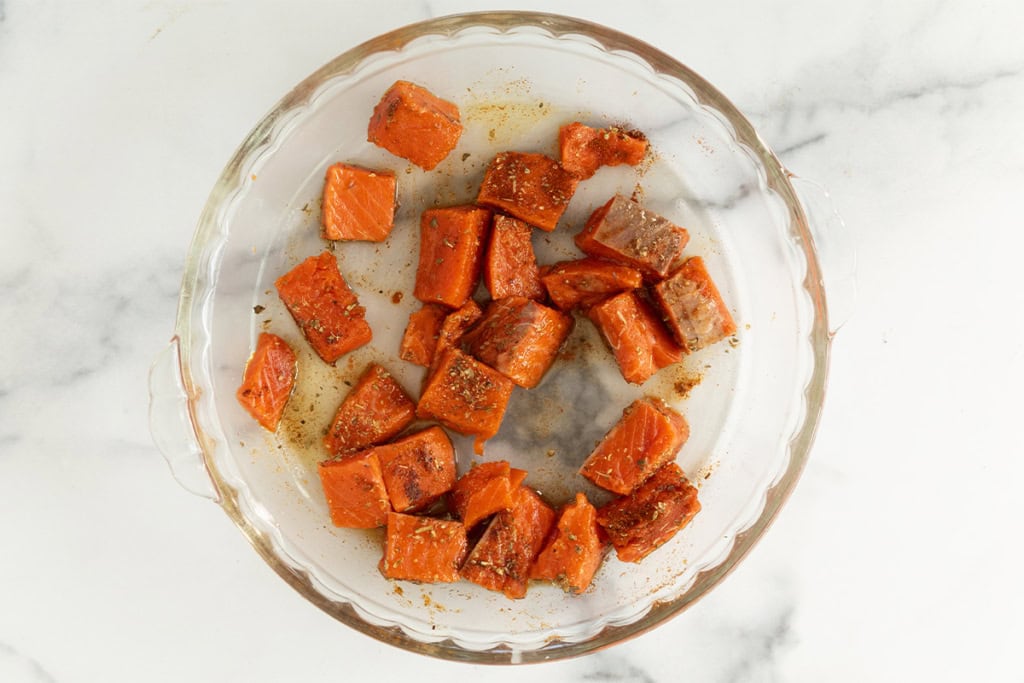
{"left": 148, "top": 12, "right": 853, "bottom": 663}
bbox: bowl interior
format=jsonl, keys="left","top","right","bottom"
{"left": 178, "top": 14, "right": 822, "bottom": 662}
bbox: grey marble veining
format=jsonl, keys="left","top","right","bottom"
{"left": 762, "top": 65, "right": 1024, "bottom": 128}
{"left": 0, "top": 642, "right": 57, "bottom": 683}
{"left": 0, "top": 255, "right": 180, "bottom": 392}
{"left": 774, "top": 133, "right": 827, "bottom": 157}
{"left": 716, "top": 606, "right": 795, "bottom": 683}
{"left": 581, "top": 652, "right": 658, "bottom": 683}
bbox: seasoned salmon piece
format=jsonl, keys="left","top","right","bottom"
{"left": 398, "top": 303, "right": 447, "bottom": 367}
{"left": 414, "top": 205, "right": 491, "bottom": 309}
{"left": 376, "top": 426, "right": 457, "bottom": 513}
{"left": 461, "top": 297, "right": 574, "bottom": 389}
{"left": 236, "top": 332, "right": 297, "bottom": 432}
{"left": 579, "top": 397, "right": 689, "bottom": 495}
{"left": 318, "top": 450, "right": 391, "bottom": 528}
{"left": 509, "top": 467, "right": 528, "bottom": 489}
{"left": 323, "top": 363, "right": 416, "bottom": 456}
{"left": 483, "top": 214, "right": 545, "bottom": 300}
{"left": 652, "top": 256, "right": 737, "bottom": 352}
{"left": 320, "top": 163, "right": 396, "bottom": 242}
{"left": 461, "top": 486, "right": 556, "bottom": 599}
{"left": 575, "top": 195, "right": 689, "bottom": 280}
{"left": 448, "top": 461, "right": 516, "bottom": 529}
{"left": 379, "top": 512, "right": 468, "bottom": 583}
{"left": 416, "top": 348, "right": 514, "bottom": 454}
{"left": 274, "top": 251, "right": 372, "bottom": 364}
{"left": 596, "top": 462, "right": 701, "bottom": 563}
{"left": 559, "top": 122, "right": 648, "bottom": 180}
{"left": 586, "top": 290, "right": 685, "bottom": 385}
{"left": 367, "top": 80, "right": 462, "bottom": 171}
{"left": 426, "top": 299, "right": 482, "bottom": 380}
{"left": 540, "top": 257, "right": 644, "bottom": 311}
{"left": 530, "top": 492, "right": 606, "bottom": 594}
{"left": 476, "top": 152, "right": 579, "bottom": 231}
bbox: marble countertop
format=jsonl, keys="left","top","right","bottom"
{"left": 2, "top": 1, "right": 1022, "bottom": 681}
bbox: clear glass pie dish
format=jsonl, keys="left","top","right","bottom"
{"left": 148, "top": 11, "right": 853, "bottom": 664}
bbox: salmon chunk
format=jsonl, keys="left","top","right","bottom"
{"left": 579, "top": 397, "right": 690, "bottom": 495}
{"left": 596, "top": 462, "right": 701, "bottom": 563}
{"left": 320, "top": 163, "right": 396, "bottom": 242}
{"left": 274, "top": 251, "right": 372, "bottom": 364}
{"left": 416, "top": 348, "right": 515, "bottom": 454}
{"left": 559, "top": 122, "right": 648, "bottom": 179}
{"left": 323, "top": 363, "right": 415, "bottom": 456}
{"left": 476, "top": 152, "right": 579, "bottom": 231}
{"left": 426, "top": 300, "right": 483, "bottom": 379}
{"left": 398, "top": 303, "right": 447, "bottom": 367}
{"left": 586, "top": 290, "right": 685, "bottom": 385}
{"left": 367, "top": 80, "right": 462, "bottom": 171}
{"left": 530, "top": 492, "right": 606, "bottom": 594}
{"left": 380, "top": 512, "right": 468, "bottom": 583}
{"left": 540, "top": 257, "right": 643, "bottom": 311}
{"left": 318, "top": 450, "right": 392, "bottom": 528}
{"left": 651, "top": 256, "right": 737, "bottom": 352}
{"left": 376, "top": 426, "right": 457, "bottom": 513}
{"left": 461, "top": 297, "right": 573, "bottom": 389}
{"left": 414, "top": 205, "right": 491, "bottom": 309}
{"left": 483, "top": 214, "right": 545, "bottom": 300}
{"left": 448, "top": 461, "right": 517, "bottom": 529}
{"left": 460, "top": 486, "right": 556, "bottom": 599}
{"left": 236, "top": 333, "right": 296, "bottom": 432}
{"left": 575, "top": 195, "right": 689, "bottom": 280}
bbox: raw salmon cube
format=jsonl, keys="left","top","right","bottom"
{"left": 509, "top": 467, "right": 529, "bottom": 489}
{"left": 236, "top": 332, "right": 296, "bottom": 432}
{"left": 652, "top": 256, "right": 737, "bottom": 352}
{"left": 414, "top": 205, "right": 491, "bottom": 309}
{"left": 379, "top": 512, "right": 468, "bottom": 583}
{"left": 596, "top": 462, "right": 701, "bottom": 562}
{"left": 376, "top": 426, "right": 457, "bottom": 513}
{"left": 461, "top": 297, "right": 574, "bottom": 389}
{"left": 398, "top": 303, "right": 447, "bottom": 367}
{"left": 318, "top": 451, "right": 391, "bottom": 528}
{"left": 476, "top": 152, "right": 579, "bottom": 231}
{"left": 323, "top": 363, "right": 415, "bottom": 456}
{"left": 483, "top": 214, "right": 545, "bottom": 300}
{"left": 416, "top": 348, "right": 514, "bottom": 454}
{"left": 559, "top": 122, "right": 648, "bottom": 180}
{"left": 460, "top": 486, "right": 556, "bottom": 599}
{"left": 448, "top": 461, "right": 516, "bottom": 529}
{"left": 320, "top": 163, "right": 396, "bottom": 242}
{"left": 575, "top": 195, "right": 689, "bottom": 280}
{"left": 426, "top": 299, "right": 482, "bottom": 379}
{"left": 540, "top": 257, "right": 644, "bottom": 311}
{"left": 530, "top": 492, "right": 606, "bottom": 594}
{"left": 274, "top": 251, "right": 372, "bottom": 364}
{"left": 586, "top": 290, "right": 685, "bottom": 385}
{"left": 579, "top": 397, "right": 690, "bottom": 495}
{"left": 367, "top": 80, "right": 462, "bottom": 171}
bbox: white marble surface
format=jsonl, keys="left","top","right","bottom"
{"left": 2, "top": 0, "right": 1022, "bottom": 680}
